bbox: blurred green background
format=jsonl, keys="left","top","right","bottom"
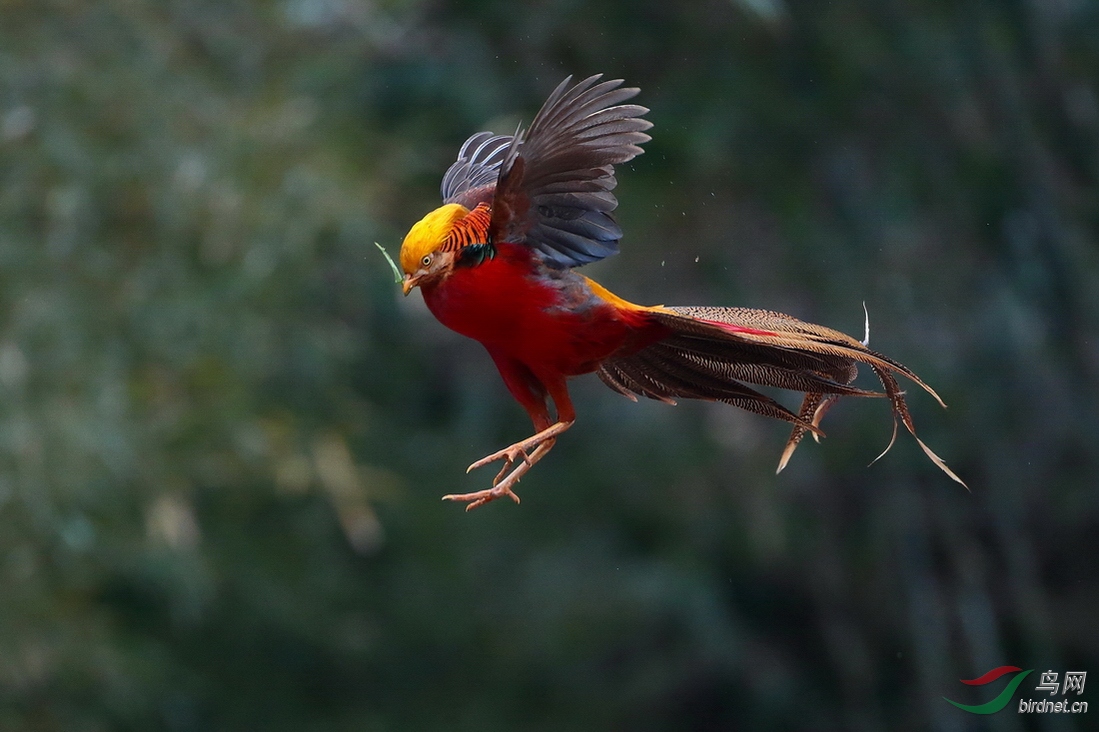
{"left": 2, "top": 1, "right": 1097, "bottom": 730}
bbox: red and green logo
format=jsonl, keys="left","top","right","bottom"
{"left": 944, "top": 666, "right": 1033, "bottom": 714}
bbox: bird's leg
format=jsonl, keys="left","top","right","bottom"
{"left": 442, "top": 420, "right": 573, "bottom": 511}
{"left": 466, "top": 419, "right": 573, "bottom": 478}
{"left": 443, "top": 365, "right": 577, "bottom": 511}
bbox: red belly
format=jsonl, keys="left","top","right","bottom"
{"left": 421, "top": 245, "right": 650, "bottom": 377}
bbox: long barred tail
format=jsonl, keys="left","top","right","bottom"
{"left": 597, "top": 306, "right": 966, "bottom": 487}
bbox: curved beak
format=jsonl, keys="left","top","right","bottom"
{"left": 401, "top": 274, "right": 419, "bottom": 297}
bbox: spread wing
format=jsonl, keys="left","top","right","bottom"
{"left": 441, "top": 132, "right": 513, "bottom": 208}
{"left": 439, "top": 74, "right": 652, "bottom": 268}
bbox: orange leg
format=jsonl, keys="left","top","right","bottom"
{"left": 443, "top": 358, "right": 575, "bottom": 510}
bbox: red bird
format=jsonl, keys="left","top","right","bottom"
{"left": 398, "top": 75, "right": 964, "bottom": 510}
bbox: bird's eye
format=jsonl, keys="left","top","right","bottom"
{"left": 421, "top": 255, "right": 432, "bottom": 267}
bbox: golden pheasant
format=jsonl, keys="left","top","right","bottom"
{"left": 397, "top": 74, "right": 964, "bottom": 510}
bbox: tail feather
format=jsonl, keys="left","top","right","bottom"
{"left": 598, "top": 345, "right": 824, "bottom": 433}
{"left": 776, "top": 392, "right": 840, "bottom": 474}
{"left": 599, "top": 305, "right": 964, "bottom": 485}
{"left": 868, "top": 364, "right": 968, "bottom": 489}
{"left": 653, "top": 306, "right": 948, "bottom": 408}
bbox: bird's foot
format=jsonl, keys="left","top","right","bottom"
{"left": 444, "top": 440, "right": 553, "bottom": 511}
{"left": 467, "top": 443, "right": 534, "bottom": 485}
{"left": 441, "top": 480, "right": 522, "bottom": 512}
{"left": 445, "top": 425, "right": 572, "bottom": 511}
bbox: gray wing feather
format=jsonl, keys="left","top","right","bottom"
{"left": 491, "top": 75, "right": 652, "bottom": 268}
{"left": 440, "top": 132, "right": 513, "bottom": 208}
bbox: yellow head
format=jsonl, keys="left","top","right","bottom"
{"left": 398, "top": 202, "right": 494, "bottom": 295}
{"left": 399, "top": 203, "right": 470, "bottom": 275}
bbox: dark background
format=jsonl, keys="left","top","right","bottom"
{"left": 2, "top": 1, "right": 1097, "bottom": 730}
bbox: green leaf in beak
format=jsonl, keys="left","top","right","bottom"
{"left": 374, "top": 242, "right": 403, "bottom": 284}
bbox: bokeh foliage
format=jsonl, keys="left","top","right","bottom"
{"left": 2, "top": 0, "right": 1097, "bottom": 730}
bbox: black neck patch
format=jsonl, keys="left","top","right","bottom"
{"left": 455, "top": 242, "right": 496, "bottom": 269}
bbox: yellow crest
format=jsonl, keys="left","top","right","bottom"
{"left": 399, "top": 203, "right": 470, "bottom": 274}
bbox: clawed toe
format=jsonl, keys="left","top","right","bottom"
{"left": 447, "top": 420, "right": 573, "bottom": 511}
{"left": 466, "top": 446, "right": 531, "bottom": 477}
{"left": 445, "top": 451, "right": 533, "bottom": 510}
{"left": 442, "top": 482, "right": 522, "bottom": 511}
